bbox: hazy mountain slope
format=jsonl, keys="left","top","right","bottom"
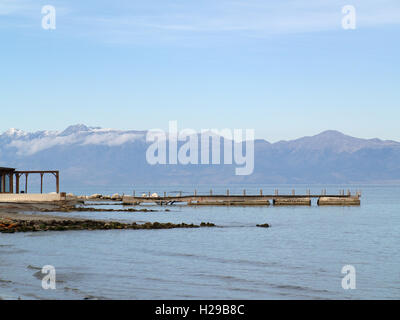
{"left": 1, "top": 125, "right": 399, "bottom": 186}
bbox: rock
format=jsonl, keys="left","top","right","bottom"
{"left": 111, "top": 193, "right": 121, "bottom": 200}
{"left": 1, "top": 218, "right": 218, "bottom": 233}
{"left": 200, "top": 222, "right": 216, "bottom": 227}
{"left": 256, "top": 223, "right": 270, "bottom": 228}
{"left": 88, "top": 194, "right": 102, "bottom": 199}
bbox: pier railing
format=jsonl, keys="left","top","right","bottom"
{"left": 123, "top": 189, "right": 361, "bottom": 206}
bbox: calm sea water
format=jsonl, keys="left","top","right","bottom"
{"left": 0, "top": 185, "right": 399, "bottom": 300}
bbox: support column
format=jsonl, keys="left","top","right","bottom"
{"left": 25, "top": 173, "right": 28, "bottom": 194}
{"left": 40, "top": 173, "right": 44, "bottom": 194}
{"left": 10, "top": 174, "right": 13, "bottom": 193}
{"left": 16, "top": 174, "right": 20, "bottom": 194}
{"left": 56, "top": 172, "right": 60, "bottom": 194}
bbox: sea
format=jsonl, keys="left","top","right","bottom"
{"left": 0, "top": 184, "right": 399, "bottom": 300}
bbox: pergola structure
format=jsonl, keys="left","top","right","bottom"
{"left": 0, "top": 167, "right": 59, "bottom": 194}
{"left": 0, "top": 167, "right": 14, "bottom": 193}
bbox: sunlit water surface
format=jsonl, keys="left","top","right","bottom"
{"left": 0, "top": 185, "right": 399, "bottom": 300}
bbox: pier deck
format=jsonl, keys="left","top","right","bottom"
{"left": 122, "top": 191, "right": 361, "bottom": 206}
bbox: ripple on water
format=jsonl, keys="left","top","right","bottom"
{"left": 1, "top": 185, "right": 399, "bottom": 299}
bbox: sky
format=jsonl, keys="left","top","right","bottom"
{"left": 1, "top": 0, "right": 399, "bottom": 142}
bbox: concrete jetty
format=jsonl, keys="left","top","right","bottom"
{"left": 123, "top": 190, "right": 361, "bottom": 206}
{"left": 317, "top": 197, "right": 361, "bottom": 206}
{"left": 0, "top": 190, "right": 361, "bottom": 207}
{"left": 273, "top": 198, "right": 311, "bottom": 206}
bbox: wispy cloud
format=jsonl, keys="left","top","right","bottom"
{"left": 7, "top": 130, "right": 145, "bottom": 155}
{"left": 81, "top": 132, "right": 144, "bottom": 147}
{"left": 2, "top": 0, "right": 400, "bottom": 45}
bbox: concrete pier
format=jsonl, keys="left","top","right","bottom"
{"left": 273, "top": 198, "right": 311, "bottom": 206}
{"left": 188, "top": 199, "right": 271, "bottom": 206}
{"left": 317, "top": 196, "right": 361, "bottom": 206}
{"left": 123, "top": 191, "right": 361, "bottom": 206}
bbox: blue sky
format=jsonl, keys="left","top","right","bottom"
{"left": 1, "top": 0, "right": 399, "bottom": 141}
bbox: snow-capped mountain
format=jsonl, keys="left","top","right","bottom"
{"left": 1, "top": 125, "right": 400, "bottom": 185}
{"left": 1, "top": 125, "right": 147, "bottom": 156}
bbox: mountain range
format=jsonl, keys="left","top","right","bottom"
{"left": 1, "top": 124, "right": 400, "bottom": 186}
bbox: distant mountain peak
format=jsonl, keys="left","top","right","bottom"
{"left": 272, "top": 129, "right": 400, "bottom": 153}
{"left": 316, "top": 130, "right": 346, "bottom": 137}
{"left": 4, "top": 128, "right": 27, "bottom": 137}
{"left": 60, "top": 124, "right": 91, "bottom": 136}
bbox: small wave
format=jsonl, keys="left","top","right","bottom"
{"left": 228, "top": 287, "right": 266, "bottom": 294}
{"left": 0, "top": 279, "right": 12, "bottom": 283}
{"left": 274, "top": 284, "right": 307, "bottom": 291}
{"left": 0, "top": 278, "right": 13, "bottom": 288}
{"left": 32, "top": 270, "right": 43, "bottom": 280}
{"left": 0, "top": 247, "right": 28, "bottom": 254}
{"left": 194, "top": 273, "right": 256, "bottom": 285}
{"left": 27, "top": 265, "right": 42, "bottom": 270}
{"left": 64, "top": 286, "right": 107, "bottom": 300}
{"left": 25, "top": 231, "right": 58, "bottom": 237}
{"left": 0, "top": 294, "right": 21, "bottom": 300}
{"left": 273, "top": 284, "right": 329, "bottom": 294}
{"left": 64, "top": 286, "right": 80, "bottom": 293}
{"left": 139, "top": 248, "right": 283, "bottom": 269}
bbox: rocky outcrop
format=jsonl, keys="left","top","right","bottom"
{"left": 88, "top": 194, "right": 102, "bottom": 199}
{"left": 111, "top": 193, "right": 122, "bottom": 201}
{"left": 0, "top": 218, "right": 216, "bottom": 233}
{"left": 256, "top": 223, "right": 270, "bottom": 228}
